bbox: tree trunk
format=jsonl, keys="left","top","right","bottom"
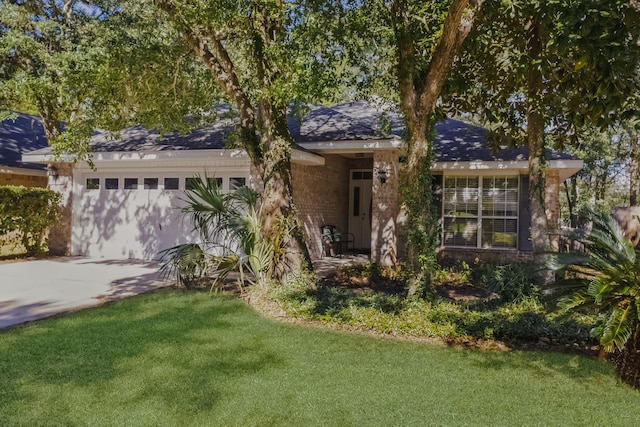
{"left": 256, "top": 101, "right": 312, "bottom": 280}
{"left": 391, "top": 0, "right": 482, "bottom": 294}
{"left": 627, "top": 126, "right": 640, "bottom": 206}
{"left": 401, "top": 117, "right": 436, "bottom": 294}
{"left": 612, "top": 324, "right": 640, "bottom": 389}
{"left": 526, "top": 17, "right": 552, "bottom": 285}
{"left": 37, "top": 98, "right": 61, "bottom": 143}
{"left": 154, "top": 0, "right": 311, "bottom": 283}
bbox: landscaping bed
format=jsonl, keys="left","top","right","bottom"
{"left": 271, "top": 262, "right": 600, "bottom": 356}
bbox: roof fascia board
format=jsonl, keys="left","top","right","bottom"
{"left": 297, "top": 138, "right": 403, "bottom": 153}
{"left": 23, "top": 148, "right": 324, "bottom": 166}
{"left": 0, "top": 166, "right": 47, "bottom": 176}
{"left": 434, "top": 159, "right": 583, "bottom": 172}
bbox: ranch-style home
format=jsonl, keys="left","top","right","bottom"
{"left": 0, "top": 113, "right": 49, "bottom": 187}
{"left": 22, "top": 101, "right": 582, "bottom": 264}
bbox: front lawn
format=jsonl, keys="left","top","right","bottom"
{"left": 0, "top": 289, "right": 638, "bottom": 426}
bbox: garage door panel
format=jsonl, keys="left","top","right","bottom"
{"left": 72, "top": 172, "right": 247, "bottom": 259}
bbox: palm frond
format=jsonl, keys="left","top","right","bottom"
{"left": 601, "top": 305, "right": 635, "bottom": 352}
{"left": 159, "top": 174, "right": 276, "bottom": 291}
{"left": 159, "top": 243, "right": 209, "bottom": 288}
{"left": 554, "top": 208, "right": 640, "bottom": 355}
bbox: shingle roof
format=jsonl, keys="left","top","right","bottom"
{"left": 21, "top": 102, "right": 578, "bottom": 163}
{"left": 89, "top": 121, "right": 233, "bottom": 152}
{"left": 433, "top": 119, "right": 575, "bottom": 162}
{"left": 288, "top": 103, "right": 399, "bottom": 142}
{"left": 0, "top": 113, "right": 49, "bottom": 170}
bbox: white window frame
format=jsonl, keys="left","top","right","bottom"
{"left": 442, "top": 174, "right": 519, "bottom": 250}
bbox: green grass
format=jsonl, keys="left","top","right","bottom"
{"left": 0, "top": 289, "right": 638, "bottom": 426}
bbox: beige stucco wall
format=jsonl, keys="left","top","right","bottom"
{"left": 0, "top": 172, "right": 47, "bottom": 187}
{"left": 292, "top": 154, "right": 350, "bottom": 259}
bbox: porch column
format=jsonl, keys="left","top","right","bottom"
{"left": 47, "top": 163, "right": 73, "bottom": 256}
{"left": 372, "top": 150, "right": 404, "bottom": 265}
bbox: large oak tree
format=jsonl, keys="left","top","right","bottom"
{"left": 347, "top": 0, "right": 484, "bottom": 291}
{"left": 445, "top": 0, "right": 640, "bottom": 282}
{"left": 151, "top": 0, "right": 347, "bottom": 281}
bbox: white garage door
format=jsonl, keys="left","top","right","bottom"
{"left": 72, "top": 170, "right": 250, "bottom": 259}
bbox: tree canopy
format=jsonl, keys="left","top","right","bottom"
{"left": 441, "top": 0, "right": 640, "bottom": 275}
{"left": 0, "top": 0, "right": 218, "bottom": 160}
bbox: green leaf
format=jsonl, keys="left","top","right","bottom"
{"left": 574, "top": 55, "right": 588, "bottom": 71}
{"left": 600, "top": 305, "right": 634, "bottom": 352}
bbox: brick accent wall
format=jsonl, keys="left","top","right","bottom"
{"left": 291, "top": 155, "right": 350, "bottom": 259}
{"left": 47, "top": 163, "right": 73, "bottom": 256}
{"left": 0, "top": 172, "right": 47, "bottom": 187}
{"left": 372, "top": 150, "right": 404, "bottom": 265}
{"left": 438, "top": 248, "right": 534, "bottom": 264}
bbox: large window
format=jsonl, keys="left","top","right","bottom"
{"left": 443, "top": 175, "right": 519, "bottom": 249}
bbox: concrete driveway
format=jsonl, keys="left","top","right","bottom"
{"left": 0, "top": 257, "right": 171, "bottom": 329}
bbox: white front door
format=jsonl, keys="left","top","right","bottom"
{"left": 348, "top": 170, "right": 373, "bottom": 249}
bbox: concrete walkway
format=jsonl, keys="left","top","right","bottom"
{"left": 0, "top": 257, "right": 171, "bottom": 329}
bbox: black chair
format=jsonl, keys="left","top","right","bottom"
{"left": 320, "top": 225, "right": 354, "bottom": 257}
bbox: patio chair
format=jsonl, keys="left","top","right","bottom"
{"left": 320, "top": 225, "right": 354, "bottom": 257}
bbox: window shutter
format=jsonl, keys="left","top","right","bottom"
{"left": 518, "top": 175, "right": 532, "bottom": 251}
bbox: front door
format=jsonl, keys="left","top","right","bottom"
{"left": 349, "top": 170, "right": 373, "bottom": 250}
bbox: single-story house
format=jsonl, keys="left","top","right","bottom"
{"left": 0, "top": 113, "right": 49, "bottom": 187}
{"left": 22, "top": 101, "right": 582, "bottom": 263}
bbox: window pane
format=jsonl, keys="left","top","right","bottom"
{"left": 482, "top": 219, "right": 518, "bottom": 248}
{"left": 105, "top": 178, "right": 118, "bottom": 190}
{"left": 230, "top": 177, "right": 246, "bottom": 190}
{"left": 443, "top": 176, "right": 479, "bottom": 218}
{"left": 185, "top": 178, "right": 198, "bottom": 191}
{"left": 86, "top": 178, "right": 100, "bottom": 190}
{"left": 353, "top": 186, "right": 360, "bottom": 216}
{"left": 362, "top": 171, "right": 373, "bottom": 179}
{"left": 124, "top": 178, "right": 138, "bottom": 190}
{"left": 444, "top": 218, "right": 477, "bottom": 247}
{"left": 164, "top": 178, "right": 179, "bottom": 190}
{"left": 208, "top": 177, "right": 223, "bottom": 188}
{"left": 144, "top": 178, "right": 158, "bottom": 190}
{"left": 482, "top": 176, "right": 518, "bottom": 218}
{"left": 445, "top": 175, "right": 518, "bottom": 248}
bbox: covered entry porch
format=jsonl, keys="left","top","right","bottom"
{"left": 292, "top": 145, "right": 403, "bottom": 266}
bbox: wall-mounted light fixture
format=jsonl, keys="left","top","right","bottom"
{"left": 46, "top": 164, "right": 58, "bottom": 180}
{"left": 378, "top": 169, "right": 387, "bottom": 185}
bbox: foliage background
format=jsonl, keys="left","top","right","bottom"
{"left": 0, "top": 186, "right": 60, "bottom": 254}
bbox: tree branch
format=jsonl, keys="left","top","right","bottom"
{"left": 417, "top": 0, "right": 483, "bottom": 114}
{"left": 154, "top": 0, "right": 258, "bottom": 153}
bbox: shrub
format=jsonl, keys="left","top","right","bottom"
{"left": 338, "top": 262, "right": 405, "bottom": 282}
{"left": 477, "top": 263, "right": 539, "bottom": 303}
{"left": 432, "top": 261, "right": 472, "bottom": 286}
{"left": 0, "top": 186, "right": 61, "bottom": 255}
{"left": 159, "top": 176, "right": 275, "bottom": 291}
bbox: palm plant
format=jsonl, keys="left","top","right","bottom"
{"left": 160, "top": 176, "right": 273, "bottom": 291}
{"left": 550, "top": 210, "right": 640, "bottom": 389}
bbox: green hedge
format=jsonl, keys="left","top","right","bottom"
{"left": 0, "top": 186, "right": 61, "bottom": 255}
